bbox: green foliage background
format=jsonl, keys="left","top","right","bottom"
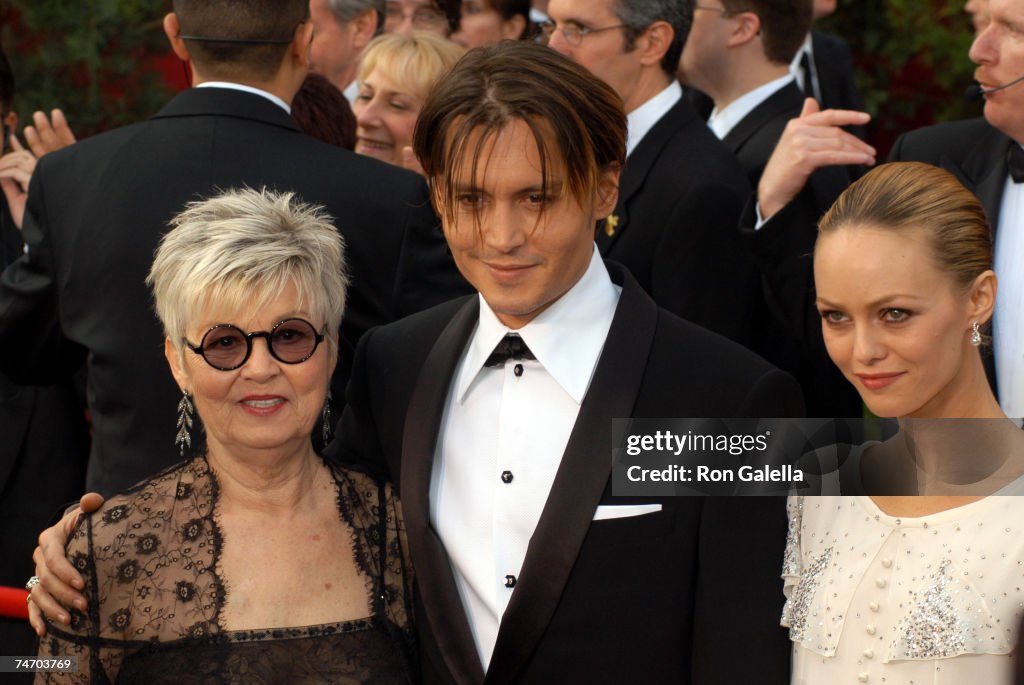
{"left": 0, "top": 0, "right": 985, "bottom": 150}
{"left": 822, "top": 0, "right": 982, "bottom": 153}
{"left": 1, "top": 0, "right": 175, "bottom": 137}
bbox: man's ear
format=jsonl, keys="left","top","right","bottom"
{"left": 163, "top": 13, "right": 192, "bottom": 62}
{"left": 595, "top": 163, "right": 622, "bottom": 217}
{"left": 165, "top": 337, "right": 191, "bottom": 394}
{"left": 351, "top": 8, "right": 379, "bottom": 50}
{"left": 727, "top": 11, "right": 761, "bottom": 48}
{"left": 3, "top": 111, "right": 17, "bottom": 131}
{"left": 293, "top": 21, "right": 316, "bottom": 68}
{"left": 501, "top": 14, "right": 527, "bottom": 41}
{"left": 638, "top": 20, "right": 674, "bottom": 68}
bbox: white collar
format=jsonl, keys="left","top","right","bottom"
{"left": 196, "top": 82, "right": 292, "bottom": 114}
{"left": 626, "top": 80, "right": 683, "bottom": 157}
{"left": 789, "top": 34, "right": 814, "bottom": 76}
{"left": 708, "top": 73, "right": 794, "bottom": 140}
{"left": 343, "top": 78, "right": 360, "bottom": 105}
{"left": 455, "top": 246, "right": 621, "bottom": 405}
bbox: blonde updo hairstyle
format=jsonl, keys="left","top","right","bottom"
{"left": 146, "top": 187, "right": 348, "bottom": 365}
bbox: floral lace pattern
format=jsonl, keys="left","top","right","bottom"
{"left": 36, "top": 457, "right": 414, "bottom": 684}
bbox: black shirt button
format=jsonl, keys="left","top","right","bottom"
{"left": 514, "top": 363, "right": 524, "bottom": 377}
{"left": 501, "top": 471, "right": 513, "bottom": 484}
{"left": 504, "top": 574, "right": 517, "bottom": 588}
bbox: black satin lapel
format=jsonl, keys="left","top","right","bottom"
{"left": 484, "top": 267, "right": 658, "bottom": 684}
{"left": 401, "top": 298, "right": 486, "bottom": 685}
{"left": 722, "top": 83, "right": 802, "bottom": 153}
{"left": 957, "top": 133, "right": 1012, "bottom": 229}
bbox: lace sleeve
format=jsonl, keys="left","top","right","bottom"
{"left": 35, "top": 517, "right": 126, "bottom": 684}
{"left": 780, "top": 495, "right": 804, "bottom": 627}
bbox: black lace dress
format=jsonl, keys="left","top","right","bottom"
{"left": 36, "top": 457, "right": 415, "bottom": 684}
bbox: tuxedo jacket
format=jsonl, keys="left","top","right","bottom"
{"left": 597, "top": 97, "right": 757, "bottom": 344}
{"left": 723, "top": 82, "right": 859, "bottom": 416}
{"left": 329, "top": 263, "right": 804, "bottom": 684}
{"left": 0, "top": 87, "right": 469, "bottom": 494}
{"left": 889, "top": 117, "right": 1016, "bottom": 393}
{"left": 723, "top": 82, "right": 806, "bottom": 189}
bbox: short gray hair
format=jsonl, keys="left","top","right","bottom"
{"left": 611, "top": 0, "right": 693, "bottom": 76}
{"left": 328, "top": 0, "right": 386, "bottom": 33}
{"left": 147, "top": 188, "right": 348, "bottom": 361}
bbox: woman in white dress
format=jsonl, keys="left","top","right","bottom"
{"left": 782, "top": 162, "right": 1024, "bottom": 684}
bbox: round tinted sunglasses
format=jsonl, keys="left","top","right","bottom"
{"left": 184, "top": 318, "right": 326, "bottom": 371}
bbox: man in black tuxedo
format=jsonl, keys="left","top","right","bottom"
{"left": 681, "top": 0, "right": 859, "bottom": 416}
{"left": 681, "top": 0, "right": 814, "bottom": 187}
{"left": 542, "top": 0, "right": 756, "bottom": 344}
{"left": 756, "top": 0, "right": 1023, "bottom": 416}
{"left": 0, "top": 0, "right": 468, "bottom": 496}
{"left": 333, "top": 43, "right": 803, "bottom": 684}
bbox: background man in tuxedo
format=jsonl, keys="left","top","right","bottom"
{"left": 681, "top": 0, "right": 813, "bottom": 186}
{"left": 309, "top": 0, "right": 383, "bottom": 103}
{"left": 756, "top": 0, "right": 1023, "bottom": 416}
{"left": 680, "top": 0, "right": 859, "bottom": 416}
{"left": 543, "top": 0, "right": 757, "bottom": 344}
{"left": 0, "top": 0, "right": 467, "bottom": 496}
{"left": 30, "top": 41, "right": 802, "bottom": 685}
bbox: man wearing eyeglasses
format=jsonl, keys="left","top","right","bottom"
{"left": 0, "top": 0, "right": 468, "bottom": 496}
{"left": 543, "top": 0, "right": 758, "bottom": 346}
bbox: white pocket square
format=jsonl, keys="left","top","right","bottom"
{"left": 592, "top": 504, "right": 663, "bottom": 521}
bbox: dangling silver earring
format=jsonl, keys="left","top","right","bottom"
{"left": 321, "top": 389, "right": 333, "bottom": 445}
{"left": 970, "top": 321, "right": 982, "bottom": 347}
{"left": 176, "top": 390, "right": 194, "bottom": 458}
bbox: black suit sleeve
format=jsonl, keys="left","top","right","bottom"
{"left": 326, "top": 326, "right": 393, "bottom": 482}
{"left": 649, "top": 179, "right": 758, "bottom": 344}
{"left": 0, "top": 166, "right": 86, "bottom": 384}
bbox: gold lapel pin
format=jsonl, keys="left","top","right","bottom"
{"left": 604, "top": 214, "right": 619, "bottom": 237}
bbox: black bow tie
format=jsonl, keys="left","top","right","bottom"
{"left": 1009, "top": 144, "right": 1024, "bottom": 183}
{"left": 484, "top": 335, "right": 535, "bottom": 367}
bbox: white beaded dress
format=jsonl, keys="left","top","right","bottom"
{"left": 782, "top": 495, "right": 1024, "bottom": 684}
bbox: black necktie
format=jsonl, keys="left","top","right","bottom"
{"left": 1009, "top": 144, "right": 1024, "bottom": 183}
{"left": 484, "top": 335, "right": 535, "bottom": 367}
{"left": 799, "top": 52, "right": 816, "bottom": 101}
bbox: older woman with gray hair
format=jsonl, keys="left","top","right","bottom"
{"left": 33, "top": 188, "right": 414, "bottom": 684}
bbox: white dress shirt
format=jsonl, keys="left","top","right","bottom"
{"left": 626, "top": 80, "right": 683, "bottom": 157}
{"left": 994, "top": 158, "right": 1024, "bottom": 417}
{"left": 430, "top": 247, "right": 621, "bottom": 668}
{"left": 708, "top": 74, "right": 794, "bottom": 140}
{"left": 196, "top": 81, "right": 291, "bottom": 114}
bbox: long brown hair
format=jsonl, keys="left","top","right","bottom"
{"left": 413, "top": 41, "right": 626, "bottom": 227}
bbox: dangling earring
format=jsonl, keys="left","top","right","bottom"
{"left": 176, "top": 390, "right": 194, "bottom": 458}
{"left": 321, "top": 388, "right": 333, "bottom": 445}
{"left": 970, "top": 321, "right": 982, "bottom": 347}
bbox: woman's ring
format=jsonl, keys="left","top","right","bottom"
{"left": 25, "top": 576, "right": 41, "bottom": 592}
